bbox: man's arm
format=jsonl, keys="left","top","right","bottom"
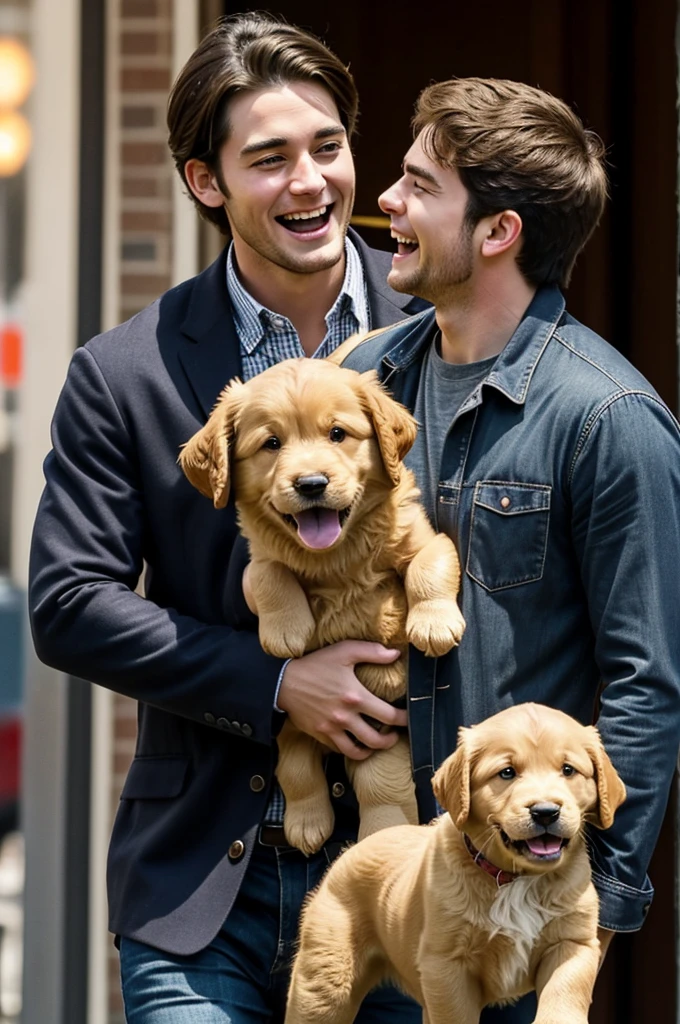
{"left": 30, "top": 345, "right": 406, "bottom": 751}
{"left": 570, "top": 390, "right": 680, "bottom": 931}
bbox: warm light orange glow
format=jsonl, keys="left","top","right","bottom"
{"left": 0, "top": 38, "right": 34, "bottom": 109}
{"left": 0, "top": 111, "right": 31, "bottom": 176}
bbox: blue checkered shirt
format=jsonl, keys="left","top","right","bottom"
{"left": 226, "top": 240, "right": 369, "bottom": 824}
{"left": 227, "top": 239, "right": 369, "bottom": 382}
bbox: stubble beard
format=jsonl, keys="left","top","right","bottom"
{"left": 389, "top": 229, "right": 475, "bottom": 303}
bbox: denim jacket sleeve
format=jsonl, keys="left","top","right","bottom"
{"left": 570, "top": 389, "right": 680, "bottom": 930}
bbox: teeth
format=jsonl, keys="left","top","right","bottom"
{"left": 282, "top": 206, "right": 327, "bottom": 221}
{"left": 390, "top": 230, "right": 418, "bottom": 245}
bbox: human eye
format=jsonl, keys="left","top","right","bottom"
{"left": 253, "top": 154, "right": 285, "bottom": 169}
{"left": 316, "top": 140, "right": 342, "bottom": 156}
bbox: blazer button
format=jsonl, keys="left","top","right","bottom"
{"left": 217, "top": 718, "right": 229, "bottom": 730}
{"left": 241, "top": 723, "right": 253, "bottom": 738}
{"left": 249, "top": 775, "right": 266, "bottom": 792}
{"left": 204, "top": 712, "right": 215, "bottom": 725}
{"left": 331, "top": 782, "right": 345, "bottom": 798}
{"left": 228, "top": 840, "right": 245, "bottom": 862}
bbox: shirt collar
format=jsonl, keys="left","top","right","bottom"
{"left": 382, "top": 286, "right": 566, "bottom": 406}
{"left": 226, "top": 238, "right": 369, "bottom": 355}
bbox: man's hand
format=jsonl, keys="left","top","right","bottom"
{"left": 277, "top": 641, "right": 406, "bottom": 760}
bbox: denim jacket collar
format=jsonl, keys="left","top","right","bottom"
{"left": 382, "top": 285, "right": 566, "bottom": 405}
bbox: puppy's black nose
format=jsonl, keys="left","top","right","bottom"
{"left": 529, "top": 803, "right": 561, "bottom": 827}
{"left": 294, "top": 474, "right": 329, "bottom": 498}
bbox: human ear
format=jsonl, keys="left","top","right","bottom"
{"left": 184, "top": 158, "right": 226, "bottom": 209}
{"left": 480, "top": 210, "right": 523, "bottom": 258}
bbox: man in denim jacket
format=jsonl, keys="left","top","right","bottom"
{"left": 337, "top": 78, "right": 680, "bottom": 1022}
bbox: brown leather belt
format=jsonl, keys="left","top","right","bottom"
{"left": 258, "top": 824, "right": 291, "bottom": 848}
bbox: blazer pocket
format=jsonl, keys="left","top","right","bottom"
{"left": 120, "top": 755, "right": 190, "bottom": 800}
{"left": 466, "top": 482, "right": 551, "bottom": 592}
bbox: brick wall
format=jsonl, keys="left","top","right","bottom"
{"left": 118, "top": 0, "right": 174, "bottom": 324}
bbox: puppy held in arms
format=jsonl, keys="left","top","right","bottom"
{"left": 285, "top": 703, "right": 626, "bottom": 1024}
{"left": 180, "top": 358, "right": 465, "bottom": 855}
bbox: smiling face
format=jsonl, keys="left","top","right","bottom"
{"left": 379, "top": 131, "right": 479, "bottom": 303}
{"left": 432, "top": 703, "right": 626, "bottom": 877}
{"left": 190, "top": 82, "right": 355, "bottom": 280}
{"left": 231, "top": 361, "right": 396, "bottom": 552}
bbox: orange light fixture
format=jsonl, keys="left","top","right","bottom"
{"left": 0, "top": 110, "right": 30, "bottom": 177}
{"left": 0, "top": 38, "right": 34, "bottom": 109}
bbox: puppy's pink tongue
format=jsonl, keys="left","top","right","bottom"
{"left": 526, "top": 836, "right": 562, "bottom": 856}
{"left": 295, "top": 509, "right": 342, "bottom": 549}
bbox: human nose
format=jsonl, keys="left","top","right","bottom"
{"left": 289, "top": 152, "right": 325, "bottom": 195}
{"left": 378, "top": 180, "right": 405, "bottom": 216}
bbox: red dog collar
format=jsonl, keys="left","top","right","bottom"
{"left": 463, "top": 833, "right": 517, "bottom": 887}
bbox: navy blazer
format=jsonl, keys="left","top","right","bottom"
{"left": 28, "top": 232, "right": 427, "bottom": 955}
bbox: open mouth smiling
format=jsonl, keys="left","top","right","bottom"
{"left": 276, "top": 203, "right": 334, "bottom": 234}
{"left": 391, "top": 229, "right": 419, "bottom": 256}
{"left": 499, "top": 829, "right": 570, "bottom": 863}
{"left": 279, "top": 503, "right": 352, "bottom": 550}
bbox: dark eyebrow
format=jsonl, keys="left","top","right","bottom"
{"left": 403, "top": 161, "right": 441, "bottom": 189}
{"left": 240, "top": 124, "right": 345, "bottom": 158}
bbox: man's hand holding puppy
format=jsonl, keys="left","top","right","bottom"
{"left": 244, "top": 563, "right": 407, "bottom": 759}
{"left": 278, "top": 642, "right": 406, "bottom": 760}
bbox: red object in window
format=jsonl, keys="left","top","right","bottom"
{"left": 0, "top": 716, "right": 20, "bottom": 801}
{"left": 0, "top": 322, "right": 22, "bottom": 386}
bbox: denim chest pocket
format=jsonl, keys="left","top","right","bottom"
{"left": 466, "top": 482, "right": 551, "bottom": 592}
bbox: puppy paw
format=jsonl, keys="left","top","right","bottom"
{"left": 284, "top": 799, "right": 335, "bottom": 856}
{"left": 258, "top": 612, "right": 315, "bottom": 659}
{"left": 407, "top": 600, "right": 466, "bottom": 656}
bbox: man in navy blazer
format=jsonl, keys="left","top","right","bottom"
{"left": 29, "top": 13, "right": 426, "bottom": 1024}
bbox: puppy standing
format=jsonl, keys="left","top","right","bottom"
{"left": 285, "top": 703, "right": 626, "bottom": 1024}
{"left": 181, "top": 358, "right": 465, "bottom": 854}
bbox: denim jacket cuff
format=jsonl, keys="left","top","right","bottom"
{"left": 592, "top": 869, "right": 654, "bottom": 932}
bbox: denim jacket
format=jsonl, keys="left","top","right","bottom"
{"left": 342, "top": 285, "right": 680, "bottom": 931}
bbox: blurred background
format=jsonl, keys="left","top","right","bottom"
{"left": 0, "top": 0, "right": 677, "bottom": 1021}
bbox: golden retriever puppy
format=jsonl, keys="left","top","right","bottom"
{"left": 285, "top": 703, "right": 626, "bottom": 1024}
{"left": 180, "top": 358, "right": 465, "bottom": 855}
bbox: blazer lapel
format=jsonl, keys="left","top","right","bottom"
{"left": 177, "top": 248, "right": 244, "bottom": 420}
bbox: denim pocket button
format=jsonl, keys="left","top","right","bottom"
{"left": 466, "top": 481, "right": 551, "bottom": 592}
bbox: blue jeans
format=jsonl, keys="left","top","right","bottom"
{"left": 119, "top": 837, "right": 420, "bottom": 1023}
{"left": 120, "top": 835, "right": 537, "bottom": 1023}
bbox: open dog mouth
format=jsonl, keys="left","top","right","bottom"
{"left": 500, "top": 830, "right": 570, "bottom": 863}
{"left": 280, "top": 504, "right": 351, "bottom": 549}
{"left": 276, "top": 204, "right": 334, "bottom": 234}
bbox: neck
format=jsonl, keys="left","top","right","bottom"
{"left": 232, "top": 240, "right": 347, "bottom": 356}
{"left": 436, "top": 268, "right": 536, "bottom": 365}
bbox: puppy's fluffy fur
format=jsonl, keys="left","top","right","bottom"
{"left": 180, "top": 358, "right": 465, "bottom": 854}
{"left": 285, "top": 703, "right": 626, "bottom": 1024}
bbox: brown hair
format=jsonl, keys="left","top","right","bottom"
{"left": 413, "top": 78, "right": 608, "bottom": 287}
{"left": 167, "top": 13, "right": 359, "bottom": 235}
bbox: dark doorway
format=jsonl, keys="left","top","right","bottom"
{"left": 213, "top": 2, "right": 678, "bottom": 1020}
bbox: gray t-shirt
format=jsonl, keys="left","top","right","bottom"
{"left": 413, "top": 336, "right": 497, "bottom": 523}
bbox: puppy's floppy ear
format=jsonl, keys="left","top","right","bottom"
{"left": 179, "top": 380, "right": 245, "bottom": 509}
{"left": 583, "top": 725, "right": 627, "bottom": 830}
{"left": 359, "top": 370, "right": 418, "bottom": 486}
{"left": 432, "top": 727, "right": 472, "bottom": 828}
